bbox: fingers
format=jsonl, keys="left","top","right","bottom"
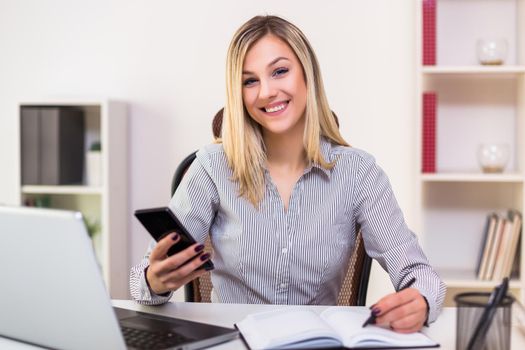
{"left": 146, "top": 241, "right": 212, "bottom": 295}
{"left": 374, "top": 288, "right": 419, "bottom": 314}
{"left": 156, "top": 243, "right": 207, "bottom": 273}
{"left": 162, "top": 267, "right": 209, "bottom": 291}
{"left": 149, "top": 232, "right": 180, "bottom": 261}
{"left": 390, "top": 312, "right": 425, "bottom": 333}
{"left": 372, "top": 288, "right": 427, "bottom": 333}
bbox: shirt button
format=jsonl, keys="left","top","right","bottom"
{"left": 281, "top": 248, "right": 288, "bottom": 254}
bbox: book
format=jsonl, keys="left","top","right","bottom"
{"left": 422, "top": 0, "right": 436, "bottom": 65}
{"left": 484, "top": 217, "right": 506, "bottom": 280}
{"left": 235, "top": 307, "right": 439, "bottom": 349}
{"left": 492, "top": 215, "right": 514, "bottom": 280}
{"left": 40, "top": 107, "right": 85, "bottom": 185}
{"left": 422, "top": 92, "right": 437, "bottom": 173}
{"left": 476, "top": 213, "right": 498, "bottom": 280}
{"left": 501, "top": 210, "right": 522, "bottom": 278}
{"left": 20, "top": 107, "right": 41, "bottom": 185}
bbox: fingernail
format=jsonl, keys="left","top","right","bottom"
{"left": 200, "top": 253, "right": 210, "bottom": 261}
{"left": 372, "top": 307, "right": 381, "bottom": 316}
{"left": 172, "top": 233, "right": 179, "bottom": 240}
{"left": 195, "top": 244, "right": 205, "bottom": 252}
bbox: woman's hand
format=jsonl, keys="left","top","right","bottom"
{"left": 371, "top": 288, "right": 428, "bottom": 333}
{"left": 145, "top": 233, "right": 211, "bottom": 295}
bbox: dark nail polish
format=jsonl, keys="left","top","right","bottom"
{"left": 200, "top": 253, "right": 210, "bottom": 261}
{"left": 372, "top": 307, "right": 381, "bottom": 316}
{"left": 195, "top": 244, "right": 205, "bottom": 252}
{"left": 172, "top": 233, "right": 179, "bottom": 240}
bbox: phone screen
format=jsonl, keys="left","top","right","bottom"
{"left": 134, "top": 207, "right": 214, "bottom": 270}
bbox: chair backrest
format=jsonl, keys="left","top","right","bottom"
{"left": 171, "top": 109, "right": 371, "bottom": 306}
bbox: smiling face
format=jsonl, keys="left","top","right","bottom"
{"left": 241, "top": 34, "right": 307, "bottom": 139}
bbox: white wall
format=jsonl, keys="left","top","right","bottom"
{"left": 0, "top": 0, "right": 415, "bottom": 302}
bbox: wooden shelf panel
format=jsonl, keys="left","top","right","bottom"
{"left": 437, "top": 268, "right": 521, "bottom": 288}
{"left": 422, "top": 65, "right": 525, "bottom": 75}
{"left": 22, "top": 185, "right": 103, "bottom": 195}
{"left": 421, "top": 173, "right": 524, "bottom": 183}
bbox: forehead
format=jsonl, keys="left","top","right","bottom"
{"left": 243, "top": 34, "right": 298, "bottom": 70}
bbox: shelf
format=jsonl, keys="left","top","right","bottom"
{"left": 422, "top": 66, "right": 525, "bottom": 75}
{"left": 21, "top": 185, "right": 103, "bottom": 195}
{"left": 17, "top": 99, "right": 128, "bottom": 299}
{"left": 437, "top": 268, "right": 521, "bottom": 289}
{"left": 421, "top": 173, "right": 524, "bottom": 183}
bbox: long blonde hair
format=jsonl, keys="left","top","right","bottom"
{"left": 220, "top": 15, "right": 349, "bottom": 207}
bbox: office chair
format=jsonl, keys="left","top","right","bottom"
{"left": 171, "top": 108, "right": 372, "bottom": 306}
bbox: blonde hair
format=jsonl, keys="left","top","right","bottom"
{"left": 220, "top": 15, "right": 349, "bottom": 207}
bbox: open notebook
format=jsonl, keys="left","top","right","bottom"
{"left": 235, "top": 307, "right": 439, "bottom": 349}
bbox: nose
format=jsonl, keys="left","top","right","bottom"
{"left": 258, "top": 78, "right": 277, "bottom": 100}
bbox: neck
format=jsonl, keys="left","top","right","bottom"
{"left": 264, "top": 128, "right": 307, "bottom": 171}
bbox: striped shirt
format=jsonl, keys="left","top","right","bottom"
{"left": 130, "top": 138, "right": 446, "bottom": 323}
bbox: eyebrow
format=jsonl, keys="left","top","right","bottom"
{"left": 242, "top": 57, "right": 290, "bottom": 75}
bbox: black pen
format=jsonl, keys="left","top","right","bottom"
{"left": 362, "top": 277, "right": 417, "bottom": 328}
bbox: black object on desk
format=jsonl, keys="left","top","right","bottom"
{"left": 466, "top": 277, "right": 509, "bottom": 350}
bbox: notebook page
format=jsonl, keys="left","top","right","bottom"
{"left": 236, "top": 308, "right": 341, "bottom": 349}
{"left": 321, "top": 307, "right": 437, "bottom": 348}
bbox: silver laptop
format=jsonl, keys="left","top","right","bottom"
{"left": 0, "top": 206, "right": 238, "bottom": 350}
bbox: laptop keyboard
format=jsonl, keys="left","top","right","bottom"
{"left": 121, "top": 326, "right": 193, "bottom": 350}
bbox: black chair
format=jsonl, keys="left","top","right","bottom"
{"left": 171, "top": 109, "right": 372, "bottom": 306}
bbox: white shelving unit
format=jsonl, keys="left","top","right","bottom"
{"left": 17, "top": 98, "right": 129, "bottom": 299}
{"left": 415, "top": 0, "right": 525, "bottom": 305}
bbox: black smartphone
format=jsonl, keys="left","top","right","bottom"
{"left": 134, "top": 206, "right": 214, "bottom": 271}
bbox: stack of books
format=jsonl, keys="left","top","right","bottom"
{"left": 476, "top": 210, "right": 522, "bottom": 281}
{"left": 21, "top": 106, "right": 85, "bottom": 185}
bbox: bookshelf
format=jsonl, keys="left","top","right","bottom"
{"left": 416, "top": 0, "right": 525, "bottom": 305}
{"left": 17, "top": 99, "right": 129, "bottom": 299}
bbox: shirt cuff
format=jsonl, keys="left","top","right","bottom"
{"left": 139, "top": 266, "right": 173, "bottom": 304}
{"left": 416, "top": 286, "right": 440, "bottom": 324}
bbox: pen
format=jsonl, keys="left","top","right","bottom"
{"left": 362, "top": 277, "right": 417, "bottom": 328}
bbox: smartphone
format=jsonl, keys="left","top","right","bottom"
{"left": 134, "top": 206, "right": 214, "bottom": 271}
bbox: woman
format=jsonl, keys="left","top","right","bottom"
{"left": 130, "top": 15, "right": 445, "bottom": 333}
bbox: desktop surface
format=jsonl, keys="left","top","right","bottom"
{"left": 1, "top": 301, "right": 525, "bottom": 349}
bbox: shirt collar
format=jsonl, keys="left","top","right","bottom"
{"left": 262, "top": 137, "right": 333, "bottom": 179}
{"left": 306, "top": 137, "right": 332, "bottom": 179}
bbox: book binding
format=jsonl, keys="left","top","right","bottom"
{"left": 422, "top": 0, "right": 436, "bottom": 66}
{"left": 422, "top": 92, "right": 437, "bottom": 173}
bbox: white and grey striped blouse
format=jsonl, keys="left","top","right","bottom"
{"left": 130, "top": 137, "right": 446, "bottom": 323}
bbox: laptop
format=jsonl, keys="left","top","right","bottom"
{"left": 0, "top": 205, "right": 238, "bottom": 350}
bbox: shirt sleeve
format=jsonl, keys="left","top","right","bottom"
{"left": 129, "top": 150, "right": 219, "bottom": 304}
{"left": 353, "top": 154, "right": 446, "bottom": 323}
{"left": 129, "top": 239, "right": 174, "bottom": 305}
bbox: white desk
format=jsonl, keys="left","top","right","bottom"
{"left": 1, "top": 300, "right": 525, "bottom": 349}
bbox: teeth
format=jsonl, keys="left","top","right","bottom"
{"left": 265, "top": 103, "right": 286, "bottom": 113}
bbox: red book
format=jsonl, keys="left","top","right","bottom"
{"left": 422, "top": 0, "right": 436, "bottom": 65}
{"left": 422, "top": 92, "right": 437, "bottom": 173}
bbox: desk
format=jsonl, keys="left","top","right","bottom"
{"left": 1, "top": 300, "right": 525, "bottom": 349}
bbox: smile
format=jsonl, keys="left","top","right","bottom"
{"left": 263, "top": 101, "right": 289, "bottom": 113}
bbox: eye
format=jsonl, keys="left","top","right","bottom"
{"left": 272, "top": 67, "right": 289, "bottom": 77}
{"left": 243, "top": 78, "right": 258, "bottom": 87}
